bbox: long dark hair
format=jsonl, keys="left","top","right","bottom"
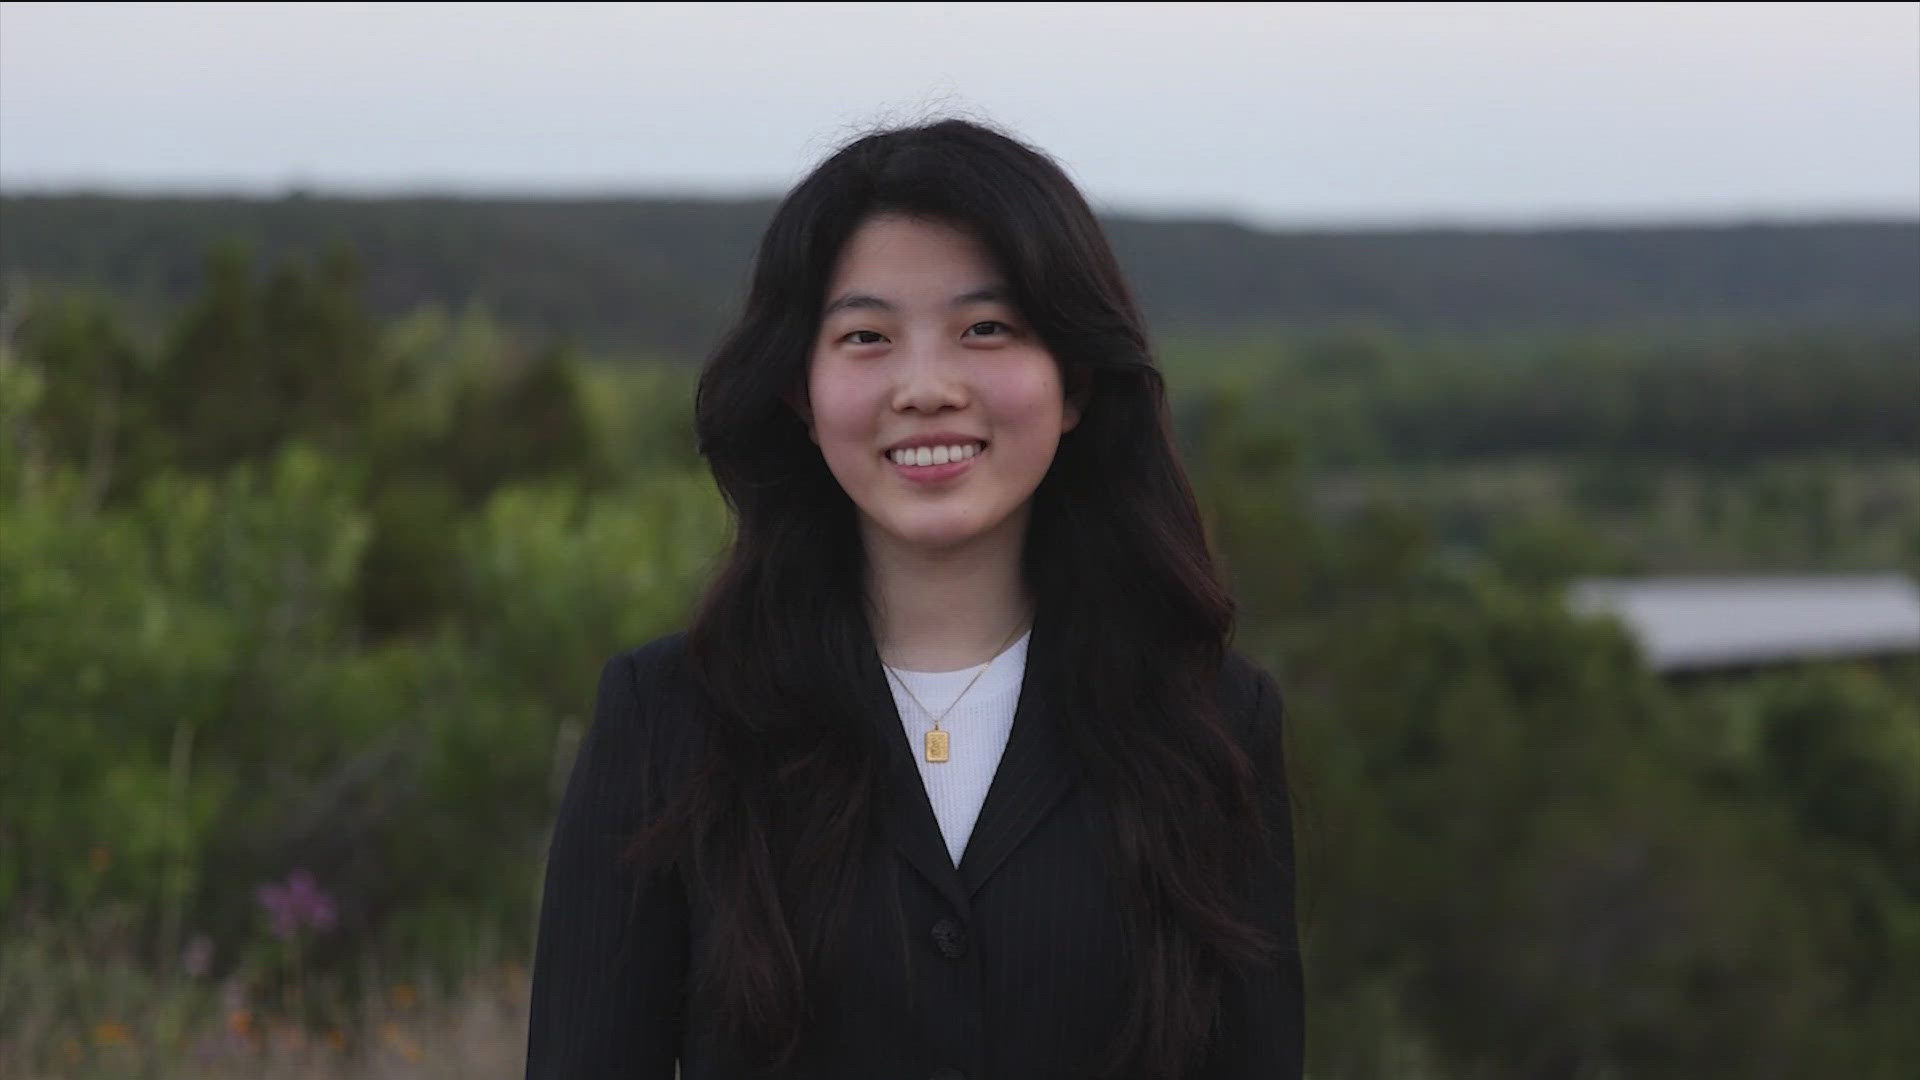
{"left": 626, "top": 116, "right": 1287, "bottom": 1077}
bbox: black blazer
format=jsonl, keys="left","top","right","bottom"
{"left": 525, "top": 618, "right": 1303, "bottom": 1079}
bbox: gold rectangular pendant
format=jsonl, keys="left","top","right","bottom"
{"left": 925, "top": 729, "right": 950, "bottom": 763}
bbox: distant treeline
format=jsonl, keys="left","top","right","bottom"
{"left": 1179, "top": 327, "right": 1920, "bottom": 469}
{"left": 2, "top": 193, "right": 1914, "bottom": 358}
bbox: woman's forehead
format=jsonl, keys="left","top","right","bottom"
{"left": 820, "top": 214, "right": 1018, "bottom": 316}
{"left": 833, "top": 213, "right": 995, "bottom": 271}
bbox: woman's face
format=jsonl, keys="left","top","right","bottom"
{"left": 801, "top": 212, "right": 1081, "bottom": 559}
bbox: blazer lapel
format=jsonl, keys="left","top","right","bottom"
{"left": 956, "top": 604, "right": 1078, "bottom": 899}
{"left": 856, "top": 604, "right": 1080, "bottom": 914}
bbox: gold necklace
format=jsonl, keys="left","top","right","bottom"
{"left": 882, "top": 615, "right": 1030, "bottom": 764}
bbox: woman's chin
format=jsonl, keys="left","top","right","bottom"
{"left": 863, "top": 514, "right": 1004, "bottom": 555}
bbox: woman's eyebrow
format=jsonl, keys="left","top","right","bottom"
{"left": 822, "top": 285, "right": 1011, "bottom": 318}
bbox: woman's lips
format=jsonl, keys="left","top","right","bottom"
{"left": 886, "top": 444, "right": 983, "bottom": 484}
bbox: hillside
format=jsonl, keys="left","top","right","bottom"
{"left": 2, "top": 193, "right": 1914, "bottom": 357}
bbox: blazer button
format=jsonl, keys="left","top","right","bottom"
{"left": 930, "top": 916, "right": 969, "bottom": 959}
{"left": 928, "top": 1070, "right": 966, "bottom": 1080}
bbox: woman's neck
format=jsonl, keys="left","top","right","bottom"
{"left": 864, "top": 515, "right": 1033, "bottom": 674}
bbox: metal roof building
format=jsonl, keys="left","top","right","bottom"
{"left": 1566, "top": 574, "right": 1920, "bottom": 673}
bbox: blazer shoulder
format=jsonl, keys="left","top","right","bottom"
{"left": 581, "top": 629, "right": 703, "bottom": 812}
{"left": 1220, "top": 645, "right": 1287, "bottom": 741}
{"left": 610, "top": 628, "right": 692, "bottom": 693}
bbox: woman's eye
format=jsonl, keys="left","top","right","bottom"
{"left": 839, "top": 323, "right": 1009, "bottom": 345}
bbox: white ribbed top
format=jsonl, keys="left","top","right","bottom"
{"left": 882, "top": 627, "right": 1031, "bottom": 868}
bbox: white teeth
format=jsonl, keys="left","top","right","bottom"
{"left": 889, "top": 442, "right": 983, "bottom": 467}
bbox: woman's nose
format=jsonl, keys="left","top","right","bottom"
{"left": 892, "top": 341, "right": 969, "bottom": 412}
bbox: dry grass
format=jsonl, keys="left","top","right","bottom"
{"left": 1, "top": 909, "right": 534, "bottom": 1080}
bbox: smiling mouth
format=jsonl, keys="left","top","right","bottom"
{"left": 884, "top": 440, "right": 988, "bottom": 467}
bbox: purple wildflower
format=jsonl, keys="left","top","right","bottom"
{"left": 255, "top": 868, "right": 338, "bottom": 940}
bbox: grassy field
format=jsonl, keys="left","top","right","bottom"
{"left": 2, "top": 910, "right": 529, "bottom": 1079}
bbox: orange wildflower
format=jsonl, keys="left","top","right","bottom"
{"left": 380, "top": 1021, "right": 423, "bottom": 1064}
{"left": 91, "top": 1020, "right": 132, "bottom": 1047}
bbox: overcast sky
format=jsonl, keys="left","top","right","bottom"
{"left": 2, "top": 1, "right": 1915, "bottom": 227}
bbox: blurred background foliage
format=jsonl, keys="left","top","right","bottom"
{"left": 1, "top": 205, "right": 1917, "bottom": 1077}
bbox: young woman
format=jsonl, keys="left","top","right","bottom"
{"left": 526, "top": 117, "right": 1303, "bottom": 1079}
